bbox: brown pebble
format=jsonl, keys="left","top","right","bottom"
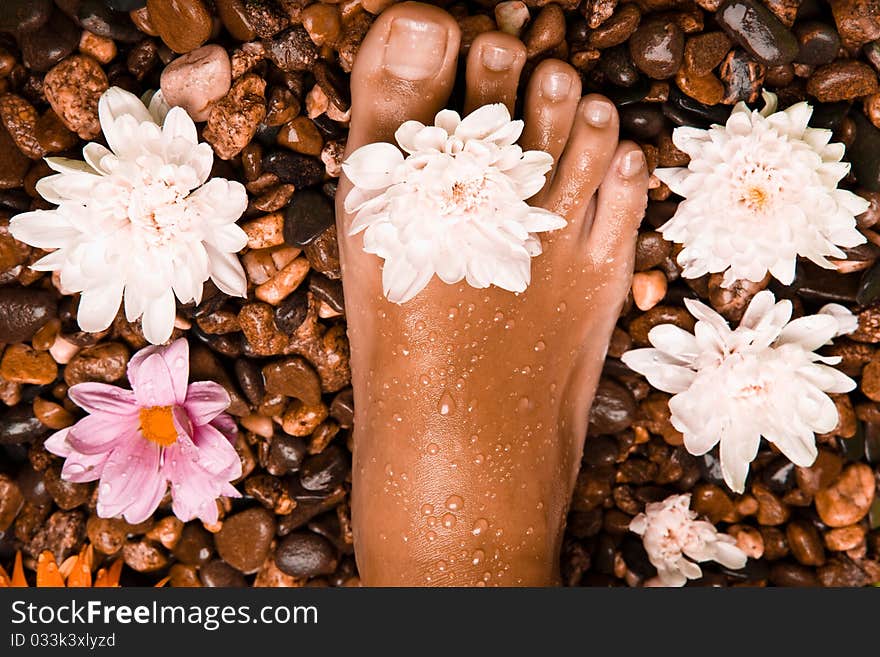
{"left": 814, "top": 463, "right": 875, "bottom": 527}
{"left": 282, "top": 399, "right": 329, "bottom": 437}
{"left": 631, "top": 270, "right": 667, "bottom": 311}
{"left": 1, "top": 344, "right": 57, "bottom": 385}
{"left": 628, "top": 305, "right": 695, "bottom": 346}
{"left": 35, "top": 109, "right": 78, "bottom": 154}
{"left": 215, "top": 507, "right": 276, "bottom": 574}
{"left": 0, "top": 94, "right": 44, "bottom": 159}
{"left": 86, "top": 516, "right": 128, "bottom": 555}
{"left": 146, "top": 0, "right": 212, "bottom": 53}
{"left": 824, "top": 524, "right": 866, "bottom": 551}
{"left": 255, "top": 256, "right": 310, "bottom": 305}
{"left": 589, "top": 4, "right": 641, "bottom": 49}
{"left": 239, "top": 302, "right": 288, "bottom": 355}
{"left": 861, "top": 355, "right": 880, "bottom": 400}
{"left": 795, "top": 449, "right": 843, "bottom": 496}
{"left": 63, "top": 342, "right": 129, "bottom": 386}
{"left": 168, "top": 563, "right": 201, "bottom": 587}
{"left": 806, "top": 60, "right": 879, "bottom": 102}
{"left": 277, "top": 116, "right": 324, "bottom": 156}
{"left": 262, "top": 357, "right": 322, "bottom": 405}
{"left": 171, "top": 524, "right": 214, "bottom": 565}
{"left": 145, "top": 516, "right": 184, "bottom": 550}
{"left": 684, "top": 31, "right": 732, "bottom": 76}
{"left": 786, "top": 519, "right": 825, "bottom": 566}
{"left": 675, "top": 67, "right": 725, "bottom": 105}
{"left": 708, "top": 273, "right": 770, "bottom": 321}
{"left": 123, "top": 539, "right": 168, "bottom": 573}
{"left": 302, "top": 3, "right": 341, "bottom": 47}
{"left": 629, "top": 19, "right": 684, "bottom": 79}
{"left": 0, "top": 474, "right": 23, "bottom": 532}
{"left": 830, "top": 0, "right": 880, "bottom": 48}
{"left": 203, "top": 73, "right": 266, "bottom": 159}
{"left": 729, "top": 524, "right": 764, "bottom": 558}
{"left": 32, "top": 397, "right": 73, "bottom": 430}
{"left": 753, "top": 483, "right": 790, "bottom": 526}
{"left": 265, "top": 86, "right": 300, "bottom": 126}
{"left": 524, "top": 4, "right": 566, "bottom": 58}
{"left": 634, "top": 231, "right": 672, "bottom": 271}
{"left": 760, "top": 526, "right": 789, "bottom": 560}
{"left": 691, "top": 483, "right": 738, "bottom": 523}
{"left": 79, "top": 31, "right": 117, "bottom": 64}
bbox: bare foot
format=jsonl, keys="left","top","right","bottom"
{"left": 337, "top": 2, "right": 649, "bottom": 586}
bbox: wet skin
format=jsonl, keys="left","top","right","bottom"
{"left": 337, "top": 3, "right": 649, "bottom": 586}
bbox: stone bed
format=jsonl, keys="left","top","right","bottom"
{"left": 1, "top": 0, "right": 879, "bottom": 587}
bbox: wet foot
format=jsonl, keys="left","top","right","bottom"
{"left": 337, "top": 2, "right": 649, "bottom": 586}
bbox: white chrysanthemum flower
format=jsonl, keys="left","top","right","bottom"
{"left": 630, "top": 493, "right": 747, "bottom": 587}
{"left": 621, "top": 291, "right": 856, "bottom": 493}
{"left": 10, "top": 87, "right": 248, "bottom": 345}
{"left": 656, "top": 92, "right": 869, "bottom": 288}
{"left": 342, "top": 103, "right": 566, "bottom": 303}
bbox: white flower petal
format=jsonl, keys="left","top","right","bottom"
{"left": 205, "top": 243, "right": 246, "bottom": 297}
{"left": 343, "top": 142, "right": 404, "bottom": 190}
{"left": 77, "top": 280, "right": 123, "bottom": 333}
{"left": 162, "top": 106, "right": 197, "bottom": 144}
{"left": 141, "top": 288, "right": 176, "bottom": 345}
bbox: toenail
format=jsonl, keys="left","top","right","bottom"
{"left": 384, "top": 18, "right": 448, "bottom": 80}
{"left": 619, "top": 149, "right": 646, "bottom": 178}
{"left": 541, "top": 71, "right": 572, "bottom": 101}
{"left": 481, "top": 44, "right": 516, "bottom": 72}
{"left": 583, "top": 99, "right": 613, "bottom": 127}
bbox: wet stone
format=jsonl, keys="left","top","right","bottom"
{"left": 719, "top": 48, "right": 765, "bottom": 104}
{"left": 0, "top": 0, "right": 52, "bottom": 33}
{"left": 63, "top": 342, "right": 128, "bottom": 386}
{"left": 264, "top": 26, "right": 319, "bottom": 72}
{"left": 806, "top": 61, "right": 879, "bottom": 102}
{"left": 300, "top": 445, "right": 347, "bottom": 492}
{"left": 171, "top": 524, "right": 214, "bottom": 565}
{"left": 619, "top": 103, "right": 665, "bottom": 139}
{"left": 0, "top": 474, "right": 23, "bottom": 532}
{"left": 814, "top": 463, "right": 875, "bottom": 527}
{"left": 283, "top": 189, "right": 334, "bottom": 248}
{"left": 44, "top": 55, "right": 108, "bottom": 140}
{"left": 262, "top": 357, "right": 322, "bottom": 404}
{"left": 818, "top": 555, "right": 872, "bottom": 586}
{"left": 123, "top": 539, "right": 168, "bottom": 573}
{"left": 263, "top": 151, "right": 324, "bottom": 188}
{"left": 663, "top": 86, "right": 731, "bottom": 127}
{"left": 77, "top": 0, "right": 143, "bottom": 42}
{"left": 310, "top": 274, "right": 344, "bottom": 313}
{"left": 215, "top": 507, "right": 276, "bottom": 574}
{"left": 27, "top": 510, "right": 85, "bottom": 562}
{"left": 770, "top": 562, "right": 819, "bottom": 586}
{"left": 146, "top": 0, "right": 212, "bottom": 53}
{"left": 274, "top": 287, "right": 310, "bottom": 335}
{"left": 684, "top": 31, "right": 732, "bottom": 76}
{"left": 589, "top": 4, "right": 641, "bottom": 49}
{"left": 275, "top": 531, "right": 337, "bottom": 577}
{"left": 42, "top": 466, "right": 91, "bottom": 510}
{"left": 160, "top": 45, "right": 232, "bottom": 123}
{"left": 86, "top": 516, "right": 127, "bottom": 555}
{"left": 715, "top": 0, "right": 799, "bottom": 66}
{"left": 588, "top": 379, "right": 636, "bottom": 435}
{"left": 304, "top": 224, "right": 341, "bottom": 279}
{"left": 0, "top": 288, "right": 56, "bottom": 343}
{"left": 794, "top": 22, "right": 841, "bottom": 66}
{"left": 19, "top": 11, "right": 80, "bottom": 73}
{"left": 600, "top": 45, "right": 641, "bottom": 87}
{"left": 629, "top": 19, "right": 684, "bottom": 79}
{"left": 830, "top": 0, "right": 880, "bottom": 48}
{"left": 201, "top": 559, "right": 247, "bottom": 587}
{"left": 267, "top": 434, "right": 307, "bottom": 476}
{"left": 787, "top": 519, "right": 826, "bottom": 566}
{"left": 204, "top": 73, "right": 266, "bottom": 160}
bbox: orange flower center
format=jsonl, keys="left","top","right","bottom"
{"left": 138, "top": 406, "right": 179, "bottom": 447}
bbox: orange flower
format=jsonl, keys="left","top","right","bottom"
{"left": 0, "top": 546, "right": 123, "bottom": 588}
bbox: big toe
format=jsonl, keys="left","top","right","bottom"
{"left": 345, "top": 2, "right": 461, "bottom": 152}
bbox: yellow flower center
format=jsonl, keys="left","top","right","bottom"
{"left": 138, "top": 406, "right": 179, "bottom": 447}
{"left": 744, "top": 185, "right": 769, "bottom": 211}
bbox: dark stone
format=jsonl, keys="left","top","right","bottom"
{"left": 715, "top": 0, "right": 799, "bottom": 66}
{"left": 329, "top": 389, "right": 354, "bottom": 429}
{"left": 604, "top": 76, "right": 652, "bottom": 106}
{"left": 698, "top": 451, "right": 727, "bottom": 486}
{"left": 600, "top": 45, "right": 641, "bottom": 87}
{"left": 850, "top": 110, "right": 880, "bottom": 192}
{"left": 621, "top": 534, "right": 657, "bottom": 579}
{"left": 588, "top": 379, "right": 636, "bottom": 435}
{"left": 214, "top": 507, "right": 275, "bottom": 574}
{"left": 278, "top": 485, "right": 346, "bottom": 535}
{"left": 619, "top": 103, "right": 666, "bottom": 139}
{"left": 274, "top": 286, "right": 309, "bottom": 334}
{"left": 0, "top": 287, "right": 56, "bottom": 343}
{"left": 761, "top": 457, "right": 796, "bottom": 493}
{"left": 309, "top": 273, "right": 344, "bottom": 313}
{"left": 275, "top": 531, "right": 337, "bottom": 577}
{"left": 769, "top": 561, "right": 820, "bottom": 586}
{"left": 283, "top": 189, "right": 334, "bottom": 247}
{"left": 719, "top": 48, "right": 765, "bottom": 104}
{"left": 787, "top": 261, "right": 861, "bottom": 303}
{"left": 200, "top": 559, "right": 247, "bottom": 587}
{"left": 794, "top": 21, "right": 841, "bottom": 66}
{"left": 720, "top": 558, "right": 768, "bottom": 581}
{"left": 583, "top": 436, "right": 619, "bottom": 467}
{"left": 858, "top": 260, "right": 880, "bottom": 305}
{"left": 0, "top": 406, "right": 49, "bottom": 444}
{"left": 77, "top": 0, "right": 145, "bottom": 41}
{"left": 628, "top": 19, "right": 684, "bottom": 79}
{"left": 234, "top": 358, "right": 265, "bottom": 407}
{"left": 171, "top": 524, "right": 214, "bottom": 566}
{"left": 0, "top": 0, "right": 52, "bottom": 33}
{"left": 19, "top": 10, "right": 79, "bottom": 73}
{"left": 242, "top": 0, "right": 289, "bottom": 38}
{"left": 266, "top": 434, "right": 307, "bottom": 476}
{"left": 313, "top": 61, "right": 350, "bottom": 112}
{"left": 663, "top": 86, "right": 731, "bottom": 127}
{"left": 262, "top": 151, "right": 323, "bottom": 188}
{"left": 312, "top": 114, "right": 347, "bottom": 141}
{"left": 263, "top": 25, "right": 318, "bottom": 72}
{"left": 808, "top": 101, "right": 851, "bottom": 131}
{"left": 299, "top": 445, "right": 347, "bottom": 492}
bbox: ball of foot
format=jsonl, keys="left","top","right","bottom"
{"left": 160, "top": 45, "right": 232, "bottom": 122}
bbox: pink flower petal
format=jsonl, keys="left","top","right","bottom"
{"left": 68, "top": 383, "right": 138, "bottom": 416}
{"left": 61, "top": 448, "right": 112, "bottom": 483}
{"left": 44, "top": 428, "right": 72, "bottom": 457}
{"left": 191, "top": 424, "right": 241, "bottom": 479}
{"left": 210, "top": 413, "right": 237, "bottom": 443}
{"left": 67, "top": 413, "right": 135, "bottom": 455}
{"left": 96, "top": 433, "right": 162, "bottom": 520}
{"left": 120, "top": 467, "right": 167, "bottom": 525}
{"left": 158, "top": 338, "right": 190, "bottom": 404}
{"left": 184, "top": 381, "right": 230, "bottom": 426}
{"left": 131, "top": 352, "right": 177, "bottom": 407}
{"left": 126, "top": 344, "right": 162, "bottom": 388}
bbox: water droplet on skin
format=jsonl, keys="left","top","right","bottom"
{"left": 441, "top": 513, "right": 456, "bottom": 529}
{"left": 426, "top": 531, "right": 437, "bottom": 542}
{"left": 454, "top": 377, "right": 465, "bottom": 390}
{"left": 446, "top": 495, "right": 463, "bottom": 511}
{"left": 427, "top": 516, "right": 439, "bottom": 528}
{"left": 393, "top": 414, "right": 403, "bottom": 423}
{"left": 438, "top": 390, "right": 455, "bottom": 416}
{"left": 466, "top": 303, "right": 475, "bottom": 313}
{"left": 448, "top": 307, "right": 458, "bottom": 320}
{"left": 415, "top": 320, "right": 426, "bottom": 331}
{"left": 504, "top": 319, "right": 515, "bottom": 329}
{"left": 493, "top": 311, "right": 504, "bottom": 322}
{"left": 384, "top": 463, "right": 394, "bottom": 477}
{"left": 421, "top": 503, "right": 434, "bottom": 515}
{"left": 557, "top": 301, "right": 567, "bottom": 313}
{"left": 420, "top": 374, "right": 430, "bottom": 386}
{"left": 472, "top": 549, "right": 485, "bottom": 566}
{"left": 474, "top": 453, "right": 484, "bottom": 465}
{"left": 536, "top": 501, "right": 544, "bottom": 510}
{"left": 427, "top": 443, "right": 439, "bottom": 455}
{"left": 476, "top": 581, "right": 486, "bottom": 587}
{"left": 534, "top": 340, "right": 546, "bottom": 352}
{"left": 472, "top": 518, "right": 488, "bottom": 536}
{"left": 526, "top": 526, "right": 534, "bottom": 536}
{"left": 482, "top": 572, "right": 492, "bottom": 582}
{"left": 437, "top": 560, "right": 448, "bottom": 572}
{"left": 517, "top": 397, "right": 532, "bottom": 412}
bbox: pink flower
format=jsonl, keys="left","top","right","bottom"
{"left": 45, "top": 339, "right": 241, "bottom": 524}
